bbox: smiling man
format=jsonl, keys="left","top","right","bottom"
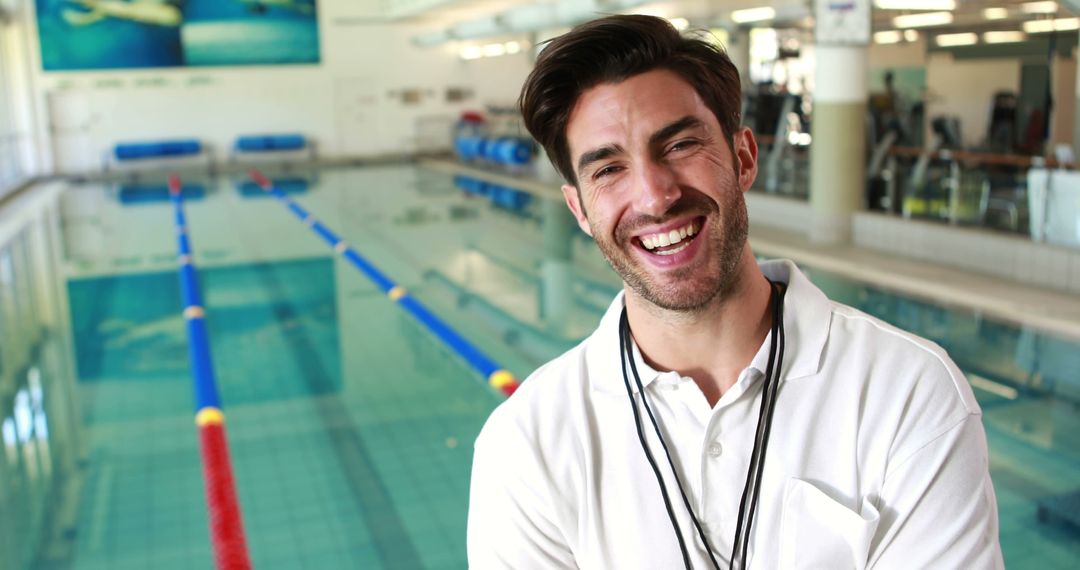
{"left": 467, "top": 15, "right": 1001, "bottom": 569}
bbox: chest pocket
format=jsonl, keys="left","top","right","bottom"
{"left": 777, "top": 478, "right": 880, "bottom": 570}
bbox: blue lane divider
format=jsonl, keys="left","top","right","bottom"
{"left": 169, "top": 175, "right": 221, "bottom": 412}
{"left": 168, "top": 174, "right": 253, "bottom": 568}
{"left": 247, "top": 169, "right": 520, "bottom": 397}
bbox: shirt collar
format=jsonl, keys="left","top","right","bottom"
{"left": 585, "top": 259, "right": 832, "bottom": 395}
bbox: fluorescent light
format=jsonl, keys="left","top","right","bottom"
{"left": 1024, "top": 17, "right": 1080, "bottom": 32}
{"left": 875, "top": 0, "right": 954, "bottom": 9}
{"left": 904, "top": 29, "right": 920, "bottom": 42}
{"left": 893, "top": 11, "right": 953, "bottom": 28}
{"left": 504, "top": 41, "right": 522, "bottom": 55}
{"left": 731, "top": 7, "right": 775, "bottom": 23}
{"left": 874, "top": 30, "right": 902, "bottom": 44}
{"left": 461, "top": 46, "right": 483, "bottom": 60}
{"left": 983, "top": 31, "right": 1026, "bottom": 43}
{"left": 669, "top": 17, "right": 689, "bottom": 31}
{"left": 482, "top": 43, "right": 506, "bottom": 57}
{"left": 983, "top": 7, "right": 1008, "bottom": 19}
{"left": 935, "top": 32, "right": 978, "bottom": 46}
{"left": 787, "top": 132, "right": 812, "bottom": 146}
{"left": 1022, "top": 1, "right": 1058, "bottom": 13}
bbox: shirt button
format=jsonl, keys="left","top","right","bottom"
{"left": 707, "top": 442, "right": 723, "bottom": 457}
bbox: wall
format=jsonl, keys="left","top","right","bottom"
{"left": 1, "top": 0, "right": 42, "bottom": 194}
{"left": 0, "top": 16, "right": 17, "bottom": 193}
{"left": 868, "top": 37, "right": 927, "bottom": 69}
{"left": 1050, "top": 55, "right": 1077, "bottom": 149}
{"left": 924, "top": 52, "right": 1021, "bottom": 148}
{"left": 25, "top": 0, "right": 535, "bottom": 174}
{"left": 853, "top": 211, "right": 1080, "bottom": 295}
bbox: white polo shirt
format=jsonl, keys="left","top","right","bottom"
{"left": 468, "top": 260, "right": 1002, "bottom": 569}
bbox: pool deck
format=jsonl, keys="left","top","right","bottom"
{"left": 422, "top": 158, "right": 1080, "bottom": 342}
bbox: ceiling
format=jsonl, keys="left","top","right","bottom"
{"left": 399, "top": 0, "right": 1080, "bottom": 41}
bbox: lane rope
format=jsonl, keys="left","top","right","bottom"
{"left": 170, "top": 174, "right": 254, "bottom": 569}
{"left": 248, "top": 169, "right": 520, "bottom": 397}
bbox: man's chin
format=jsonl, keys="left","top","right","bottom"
{"left": 626, "top": 278, "right": 723, "bottom": 313}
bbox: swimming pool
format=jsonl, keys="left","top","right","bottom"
{"left": 1, "top": 164, "right": 1077, "bottom": 568}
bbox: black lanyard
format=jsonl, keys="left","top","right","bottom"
{"left": 618, "top": 279, "right": 786, "bottom": 570}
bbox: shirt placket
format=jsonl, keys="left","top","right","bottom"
{"left": 697, "top": 368, "right": 766, "bottom": 555}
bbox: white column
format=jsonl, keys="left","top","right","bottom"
{"left": 1073, "top": 29, "right": 1080, "bottom": 159}
{"left": 809, "top": 0, "right": 870, "bottom": 244}
{"left": 727, "top": 28, "right": 752, "bottom": 92}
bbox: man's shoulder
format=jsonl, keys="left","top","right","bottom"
{"left": 476, "top": 339, "right": 593, "bottom": 447}
{"left": 825, "top": 300, "right": 980, "bottom": 416}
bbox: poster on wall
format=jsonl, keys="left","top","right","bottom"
{"left": 36, "top": 0, "right": 320, "bottom": 71}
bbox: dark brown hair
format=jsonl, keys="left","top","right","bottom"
{"left": 519, "top": 14, "right": 743, "bottom": 186}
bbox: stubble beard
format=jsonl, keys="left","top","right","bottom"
{"left": 591, "top": 186, "right": 749, "bottom": 313}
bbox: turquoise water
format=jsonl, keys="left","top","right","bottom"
{"left": 1, "top": 164, "right": 1078, "bottom": 568}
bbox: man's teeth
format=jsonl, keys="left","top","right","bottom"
{"left": 641, "top": 221, "right": 698, "bottom": 250}
{"left": 656, "top": 241, "right": 690, "bottom": 256}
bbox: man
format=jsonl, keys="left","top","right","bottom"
{"left": 468, "top": 15, "right": 1001, "bottom": 569}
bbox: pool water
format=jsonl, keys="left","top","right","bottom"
{"left": 1, "top": 164, "right": 1077, "bottom": 568}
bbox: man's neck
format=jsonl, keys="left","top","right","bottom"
{"left": 625, "top": 249, "right": 773, "bottom": 407}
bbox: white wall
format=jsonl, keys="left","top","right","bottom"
{"left": 1050, "top": 55, "right": 1076, "bottom": 148}
{"left": 25, "top": 0, "right": 534, "bottom": 174}
{"left": 924, "top": 52, "right": 1021, "bottom": 148}
{"left": 0, "top": 17, "right": 18, "bottom": 193}
{"left": 1, "top": 0, "right": 43, "bottom": 194}
{"left": 868, "top": 37, "right": 927, "bottom": 69}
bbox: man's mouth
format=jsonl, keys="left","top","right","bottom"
{"left": 635, "top": 217, "right": 703, "bottom": 256}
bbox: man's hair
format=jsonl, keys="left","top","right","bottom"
{"left": 519, "top": 14, "right": 743, "bottom": 186}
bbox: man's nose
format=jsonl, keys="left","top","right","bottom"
{"left": 633, "top": 161, "right": 681, "bottom": 217}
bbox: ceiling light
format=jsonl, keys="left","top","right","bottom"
{"left": 504, "top": 41, "right": 522, "bottom": 55}
{"left": 1021, "top": 1, "right": 1058, "bottom": 13}
{"left": 904, "top": 29, "right": 920, "bottom": 42}
{"left": 731, "top": 7, "right": 775, "bottom": 24}
{"left": 935, "top": 32, "right": 978, "bottom": 46}
{"left": 461, "top": 46, "right": 483, "bottom": 60}
{"left": 875, "top": 0, "right": 955, "bottom": 9}
{"left": 983, "top": 31, "right": 1026, "bottom": 43}
{"left": 893, "top": 11, "right": 953, "bottom": 28}
{"left": 1023, "top": 17, "right": 1079, "bottom": 32}
{"left": 874, "top": 30, "right": 902, "bottom": 44}
{"left": 482, "top": 43, "right": 506, "bottom": 57}
{"left": 669, "top": 17, "right": 689, "bottom": 31}
{"left": 983, "top": 7, "right": 1008, "bottom": 19}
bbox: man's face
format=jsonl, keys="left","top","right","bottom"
{"left": 561, "top": 68, "right": 758, "bottom": 312}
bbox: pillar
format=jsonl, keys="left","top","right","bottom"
{"left": 540, "top": 198, "right": 575, "bottom": 334}
{"left": 1073, "top": 28, "right": 1080, "bottom": 160}
{"left": 809, "top": 0, "right": 870, "bottom": 244}
{"left": 727, "top": 27, "right": 752, "bottom": 92}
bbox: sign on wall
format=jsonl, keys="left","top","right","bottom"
{"left": 814, "top": 0, "right": 870, "bottom": 46}
{"left": 36, "top": 0, "right": 320, "bottom": 71}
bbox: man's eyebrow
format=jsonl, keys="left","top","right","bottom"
{"left": 576, "top": 144, "right": 623, "bottom": 178}
{"left": 573, "top": 116, "right": 705, "bottom": 178}
{"left": 649, "top": 116, "right": 705, "bottom": 147}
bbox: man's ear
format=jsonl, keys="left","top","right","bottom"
{"left": 561, "top": 184, "right": 593, "bottom": 236}
{"left": 733, "top": 127, "right": 759, "bottom": 193}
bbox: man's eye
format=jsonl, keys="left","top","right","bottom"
{"left": 594, "top": 165, "right": 620, "bottom": 179}
{"left": 668, "top": 140, "right": 699, "bottom": 153}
